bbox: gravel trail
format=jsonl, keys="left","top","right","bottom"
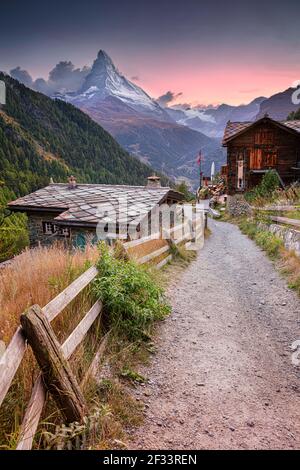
{"left": 129, "top": 220, "right": 300, "bottom": 450}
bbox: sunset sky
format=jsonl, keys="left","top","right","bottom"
{"left": 1, "top": 0, "right": 300, "bottom": 105}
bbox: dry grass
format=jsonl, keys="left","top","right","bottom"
{"left": 0, "top": 243, "right": 100, "bottom": 449}
{"left": 0, "top": 237, "right": 194, "bottom": 449}
{"left": 127, "top": 238, "right": 168, "bottom": 261}
{"left": 279, "top": 250, "right": 300, "bottom": 295}
{"left": 0, "top": 243, "right": 98, "bottom": 344}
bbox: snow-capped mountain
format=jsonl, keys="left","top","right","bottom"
{"left": 165, "top": 97, "right": 266, "bottom": 138}
{"left": 56, "top": 50, "right": 224, "bottom": 187}
{"left": 64, "top": 50, "right": 169, "bottom": 120}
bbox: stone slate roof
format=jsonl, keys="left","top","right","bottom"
{"left": 223, "top": 118, "right": 300, "bottom": 145}
{"left": 9, "top": 183, "right": 183, "bottom": 227}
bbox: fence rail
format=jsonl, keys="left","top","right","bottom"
{"left": 270, "top": 216, "right": 300, "bottom": 229}
{"left": 0, "top": 265, "right": 100, "bottom": 450}
{"left": 0, "top": 223, "right": 192, "bottom": 450}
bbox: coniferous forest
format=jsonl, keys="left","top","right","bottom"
{"left": 0, "top": 73, "right": 169, "bottom": 260}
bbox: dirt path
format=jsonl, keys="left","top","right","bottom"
{"left": 129, "top": 220, "right": 300, "bottom": 450}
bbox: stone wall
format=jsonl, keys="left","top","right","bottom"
{"left": 28, "top": 214, "right": 97, "bottom": 248}
{"left": 226, "top": 195, "right": 252, "bottom": 217}
{"left": 259, "top": 222, "right": 300, "bottom": 257}
{"left": 28, "top": 214, "right": 61, "bottom": 247}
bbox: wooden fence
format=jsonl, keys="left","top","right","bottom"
{"left": 0, "top": 223, "right": 193, "bottom": 450}
{"left": 0, "top": 266, "right": 101, "bottom": 450}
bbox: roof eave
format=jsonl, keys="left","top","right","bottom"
{"left": 8, "top": 204, "right": 68, "bottom": 214}
{"left": 223, "top": 116, "right": 300, "bottom": 145}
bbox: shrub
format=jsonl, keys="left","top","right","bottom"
{"left": 238, "top": 218, "right": 257, "bottom": 239}
{"left": 175, "top": 181, "right": 194, "bottom": 201}
{"left": 93, "top": 243, "right": 170, "bottom": 341}
{"left": 245, "top": 170, "right": 280, "bottom": 204}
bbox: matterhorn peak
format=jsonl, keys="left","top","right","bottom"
{"left": 68, "top": 49, "right": 168, "bottom": 120}
{"left": 79, "top": 49, "right": 118, "bottom": 93}
{"left": 95, "top": 49, "right": 115, "bottom": 67}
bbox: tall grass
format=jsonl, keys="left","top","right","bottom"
{"left": 245, "top": 179, "right": 300, "bottom": 208}
{"left": 0, "top": 243, "right": 99, "bottom": 343}
{"left": 280, "top": 250, "right": 300, "bottom": 295}
{"left": 0, "top": 243, "right": 99, "bottom": 448}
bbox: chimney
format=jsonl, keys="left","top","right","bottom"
{"left": 147, "top": 174, "right": 161, "bottom": 188}
{"left": 68, "top": 175, "right": 77, "bottom": 189}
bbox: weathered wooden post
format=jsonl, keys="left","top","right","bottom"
{"left": 20, "top": 305, "right": 87, "bottom": 424}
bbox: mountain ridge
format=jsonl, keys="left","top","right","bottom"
{"left": 256, "top": 87, "right": 300, "bottom": 120}
{"left": 0, "top": 72, "right": 170, "bottom": 199}
{"left": 56, "top": 50, "right": 224, "bottom": 186}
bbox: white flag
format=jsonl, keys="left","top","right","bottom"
{"left": 211, "top": 161, "right": 215, "bottom": 181}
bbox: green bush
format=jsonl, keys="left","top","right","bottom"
{"left": 93, "top": 243, "right": 171, "bottom": 341}
{"left": 175, "top": 181, "right": 194, "bottom": 201}
{"left": 245, "top": 170, "right": 280, "bottom": 203}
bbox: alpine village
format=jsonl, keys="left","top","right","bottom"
{"left": 1, "top": 2, "right": 300, "bottom": 454}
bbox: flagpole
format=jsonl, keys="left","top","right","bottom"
{"left": 199, "top": 150, "right": 202, "bottom": 190}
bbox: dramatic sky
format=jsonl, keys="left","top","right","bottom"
{"left": 1, "top": 0, "right": 300, "bottom": 105}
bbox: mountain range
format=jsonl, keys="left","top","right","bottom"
{"left": 166, "top": 88, "right": 300, "bottom": 138}
{"left": 166, "top": 97, "right": 266, "bottom": 138}
{"left": 7, "top": 49, "right": 300, "bottom": 187}
{"left": 0, "top": 72, "right": 172, "bottom": 261}
{"left": 0, "top": 72, "right": 169, "bottom": 199}
{"left": 54, "top": 51, "right": 224, "bottom": 186}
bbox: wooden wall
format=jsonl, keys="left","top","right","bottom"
{"left": 226, "top": 121, "right": 300, "bottom": 194}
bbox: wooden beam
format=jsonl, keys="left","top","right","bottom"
{"left": 270, "top": 216, "right": 300, "bottom": 228}
{"left": 16, "top": 374, "right": 46, "bottom": 450}
{"left": 43, "top": 266, "right": 98, "bottom": 322}
{"left": 0, "top": 266, "right": 98, "bottom": 409}
{"left": 156, "top": 254, "right": 172, "bottom": 269}
{"left": 16, "top": 300, "right": 102, "bottom": 450}
{"left": 123, "top": 232, "right": 160, "bottom": 249}
{"left": 0, "top": 327, "right": 27, "bottom": 407}
{"left": 138, "top": 244, "right": 169, "bottom": 265}
{"left": 62, "top": 300, "right": 102, "bottom": 359}
{"left": 20, "top": 305, "right": 87, "bottom": 424}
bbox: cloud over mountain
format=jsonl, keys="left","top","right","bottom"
{"left": 157, "top": 91, "right": 183, "bottom": 107}
{"left": 10, "top": 67, "right": 33, "bottom": 88}
{"left": 9, "top": 62, "right": 90, "bottom": 95}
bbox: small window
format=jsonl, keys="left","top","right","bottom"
{"left": 60, "top": 227, "right": 70, "bottom": 237}
{"left": 42, "top": 222, "right": 70, "bottom": 237}
{"left": 43, "top": 221, "right": 56, "bottom": 235}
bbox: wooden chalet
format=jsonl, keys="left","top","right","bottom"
{"left": 222, "top": 115, "right": 300, "bottom": 194}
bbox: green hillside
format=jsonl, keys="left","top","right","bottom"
{"left": 0, "top": 73, "right": 169, "bottom": 260}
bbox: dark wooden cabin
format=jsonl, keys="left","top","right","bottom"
{"left": 222, "top": 115, "right": 300, "bottom": 194}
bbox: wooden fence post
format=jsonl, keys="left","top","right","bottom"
{"left": 20, "top": 305, "right": 87, "bottom": 424}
